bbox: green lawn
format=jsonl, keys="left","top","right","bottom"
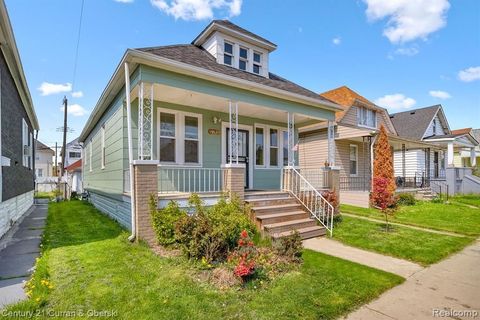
{"left": 340, "top": 199, "right": 480, "bottom": 236}
{"left": 333, "top": 216, "right": 473, "bottom": 266}
{"left": 6, "top": 201, "right": 403, "bottom": 320}
{"left": 451, "top": 194, "right": 480, "bottom": 208}
{"left": 34, "top": 191, "right": 54, "bottom": 199}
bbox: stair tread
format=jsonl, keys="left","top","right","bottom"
{"left": 271, "top": 226, "right": 325, "bottom": 238}
{"left": 246, "top": 197, "right": 294, "bottom": 203}
{"left": 264, "top": 218, "right": 315, "bottom": 229}
{"left": 256, "top": 211, "right": 307, "bottom": 220}
{"left": 252, "top": 203, "right": 301, "bottom": 210}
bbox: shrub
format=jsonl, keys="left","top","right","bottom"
{"left": 371, "top": 177, "right": 396, "bottom": 231}
{"left": 228, "top": 230, "right": 257, "bottom": 281}
{"left": 396, "top": 193, "right": 416, "bottom": 206}
{"left": 150, "top": 196, "right": 186, "bottom": 245}
{"left": 321, "top": 189, "right": 339, "bottom": 215}
{"left": 174, "top": 194, "right": 256, "bottom": 263}
{"left": 274, "top": 231, "right": 303, "bottom": 262}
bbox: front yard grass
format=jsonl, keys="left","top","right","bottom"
{"left": 6, "top": 201, "right": 403, "bottom": 320}
{"left": 451, "top": 194, "right": 480, "bottom": 208}
{"left": 340, "top": 199, "right": 480, "bottom": 236}
{"left": 34, "top": 191, "right": 54, "bottom": 199}
{"left": 333, "top": 216, "right": 473, "bottom": 266}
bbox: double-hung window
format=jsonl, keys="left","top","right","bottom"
{"left": 255, "top": 127, "right": 265, "bottom": 166}
{"left": 159, "top": 112, "right": 176, "bottom": 162}
{"left": 101, "top": 124, "right": 106, "bottom": 169}
{"left": 159, "top": 110, "right": 201, "bottom": 165}
{"left": 269, "top": 128, "right": 279, "bottom": 167}
{"left": 349, "top": 145, "right": 358, "bottom": 176}
{"left": 253, "top": 52, "right": 262, "bottom": 74}
{"left": 283, "top": 131, "right": 289, "bottom": 166}
{"left": 224, "top": 41, "right": 233, "bottom": 66}
{"left": 239, "top": 47, "right": 248, "bottom": 71}
{"left": 357, "top": 106, "right": 376, "bottom": 128}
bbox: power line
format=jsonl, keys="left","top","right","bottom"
{"left": 71, "top": 0, "right": 85, "bottom": 93}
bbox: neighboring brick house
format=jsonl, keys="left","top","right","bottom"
{"left": 1, "top": 0, "right": 40, "bottom": 237}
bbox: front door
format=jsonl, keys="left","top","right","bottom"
{"left": 226, "top": 128, "right": 249, "bottom": 189}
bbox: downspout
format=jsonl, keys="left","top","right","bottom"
{"left": 125, "top": 62, "right": 136, "bottom": 242}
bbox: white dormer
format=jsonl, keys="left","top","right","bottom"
{"left": 192, "top": 20, "right": 277, "bottom": 78}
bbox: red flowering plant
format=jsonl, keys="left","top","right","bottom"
{"left": 228, "top": 230, "right": 257, "bottom": 281}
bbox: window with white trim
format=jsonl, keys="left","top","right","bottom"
{"left": 89, "top": 139, "right": 93, "bottom": 172}
{"left": 101, "top": 124, "right": 106, "bottom": 169}
{"left": 69, "top": 151, "right": 81, "bottom": 158}
{"left": 432, "top": 118, "right": 437, "bottom": 135}
{"left": 255, "top": 127, "right": 265, "bottom": 166}
{"left": 253, "top": 52, "right": 262, "bottom": 74}
{"left": 283, "top": 130, "right": 289, "bottom": 166}
{"left": 349, "top": 145, "right": 358, "bottom": 176}
{"left": 158, "top": 109, "right": 202, "bottom": 165}
{"left": 22, "top": 119, "right": 29, "bottom": 167}
{"left": 269, "top": 128, "right": 279, "bottom": 167}
{"left": 37, "top": 168, "right": 43, "bottom": 177}
{"left": 239, "top": 47, "right": 248, "bottom": 71}
{"left": 357, "top": 106, "right": 376, "bottom": 128}
{"left": 223, "top": 41, "right": 233, "bottom": 66}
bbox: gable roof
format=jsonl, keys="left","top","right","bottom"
{"left": 35, "top": 140, "right": 54, "bottom": 153}
{"left": 192, "top": 20, "right": 277, "bottom": 50}
{"left": 138, "top": 44, "right": 334, "bottom": 102}
{"left": 389, "top": 105, "right": 444, "bottom": 140}
{"left": 451, "top": 128, "right": 472, "bottom": 135}
{"left": 319, "top": 86, "right": 376, "bottom": 121}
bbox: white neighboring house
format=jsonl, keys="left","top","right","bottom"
{"left": 34, "top": 140, "right": 56, "bottom": 192}
{"left": 63, "top": 137, "right": 83, "bottom": 195}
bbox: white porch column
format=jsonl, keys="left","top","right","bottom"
{"left": 471, "top": 147, "right": 477, "bottom": 167}
{"left": 447, "top": 142, "right": 454, "bottom": 167}
{"left": 287, "top": 112, "right": 295, "bottom": 166}
{"left": 327, "top": 121, "right": 335, "bottom": 166}
{"left": 228, "top": 100, "right": 239, "bottom": 164}
{"left": 137, "top": 82, "right": 154, "bottom": 160}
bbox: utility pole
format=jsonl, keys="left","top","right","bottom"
{"left": 61, "top": 96, "right": 68, "bottom": 177}
{"left": 54, "top": 142, "right": 58, "bottom": 176}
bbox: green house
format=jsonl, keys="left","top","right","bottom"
{"left": 79, "top": 20, "right": 341, "bottom": 234}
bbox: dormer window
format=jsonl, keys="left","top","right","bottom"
{"left": 357, "top": 106, "right": 376, "bottom": 128}
{"left": 253, "top": 52, "right": 262, "bottom": 74}
{"left": 224, "top": 41, "right": 233, "bottom": 66}
{"left": 433, "top": 119, "right": 437, "bottom": 135}
{"left": 239, "top": 47, "right": 248, "bottom": 71}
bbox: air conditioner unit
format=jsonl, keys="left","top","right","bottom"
{"left": 23, "top": 145, "right": 31, "bottom": 156}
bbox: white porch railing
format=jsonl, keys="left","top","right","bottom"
{"left": 282, "top": 167, "right": 334, "bottom": 236}
{"left": 158, "top": 166, "right": 223, "bottom": 194}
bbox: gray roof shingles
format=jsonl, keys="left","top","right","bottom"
{"left": 137, "top": 44, "right": 331, "bottom": 103}
{"left": 389, "top": 105, "right": 440, "bottom": 140}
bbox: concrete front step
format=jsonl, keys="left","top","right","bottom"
{"left": 271, "top": 225, "right": 326, "bottom": 240}
{"left": 244, "top": 191, "right": 290, "bottom": 200}
{"left": 246, "top": 197, "right": 297, "bottom": 207}
{"left": 251, "top": 203, "right": 303, "bottom": 216}
{"left": 264, "top": 218, "right": 317, "bottom": 233}
{"left": 256, "top": 211, "right": 310, "bottom": 227}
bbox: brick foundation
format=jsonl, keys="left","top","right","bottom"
{"left": 222, "top": 164, "right": 245, "bottom": 202}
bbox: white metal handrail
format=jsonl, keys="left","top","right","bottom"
{"left": 282, "top": 167, "right": 334, "bottom": 236}
{"left": 158, "top": 166, "right": 223, "bottom": 194}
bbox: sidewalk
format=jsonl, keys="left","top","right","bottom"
{"left": 345, "top": 239, "right": 480, "bottom": 320}
{"left": 0, "top": 200, "right": 48, "bottom": 309}
{"left": 303, "top": 237, "right": 423, "bottom": 278}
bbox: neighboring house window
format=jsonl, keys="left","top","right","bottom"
{"left": 255, "top": 127, "right": 264, "bottom": 166}
{"left": 349, "top": 145, "right": 358, "bottom": 176}
{"left": 89, "top": 139, "right": 93, "bottom": 172}
{"left": 159, "top": 112, "right": 176, "bottom": 162}
{"left": 184, "top": 116, "right": 199, "bottom": 163}
{"left": 432, "top": 119, "right": 437, "bottom": 135}
{"left": 239, "top": 47, "right": 248, "bottom": 71}
{"left": 224, "top": 41, "right": 233, "bottom": 66}
{"left": 253, "top": 52, "right": 262, "bottom": 74}
{"left": 37, "top": 168, "right": 43, "bottom": 177}
{"left": 158, "top": 110, "right": 202, "bottom": 165}
{"left": 357, "top": 107, "right": 376, "bottom": 128}
{"left": 101, "top": 124, "right": 106, "bottom": 169}
{"left": 269, "top": 128, "right": 278, "bottom": 166}
{"left": 69, "top": 152, "right": 81, "bottom": 158}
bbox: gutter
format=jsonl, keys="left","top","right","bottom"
{"left": 124, "top": 62, "right": 136, "bottom": 242}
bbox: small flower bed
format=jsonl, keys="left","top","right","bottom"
{"left": 149, "top": 194, "right": 304, "bottom": 289}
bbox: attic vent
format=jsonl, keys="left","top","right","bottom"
{"left": 410, "top": 111, "right": 416, "bottom": 115}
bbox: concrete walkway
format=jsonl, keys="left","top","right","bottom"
{"left": 0, "top": 200, "right": 48, "bottom": 309}
{"left": 303, "top": 237, "right": 423, "bottom": 278}
{"left": 342, "top": 213, "right": 468, "bottom": 238}
{"left": 345, "top": 239, "right": 480, "bottom": 320}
